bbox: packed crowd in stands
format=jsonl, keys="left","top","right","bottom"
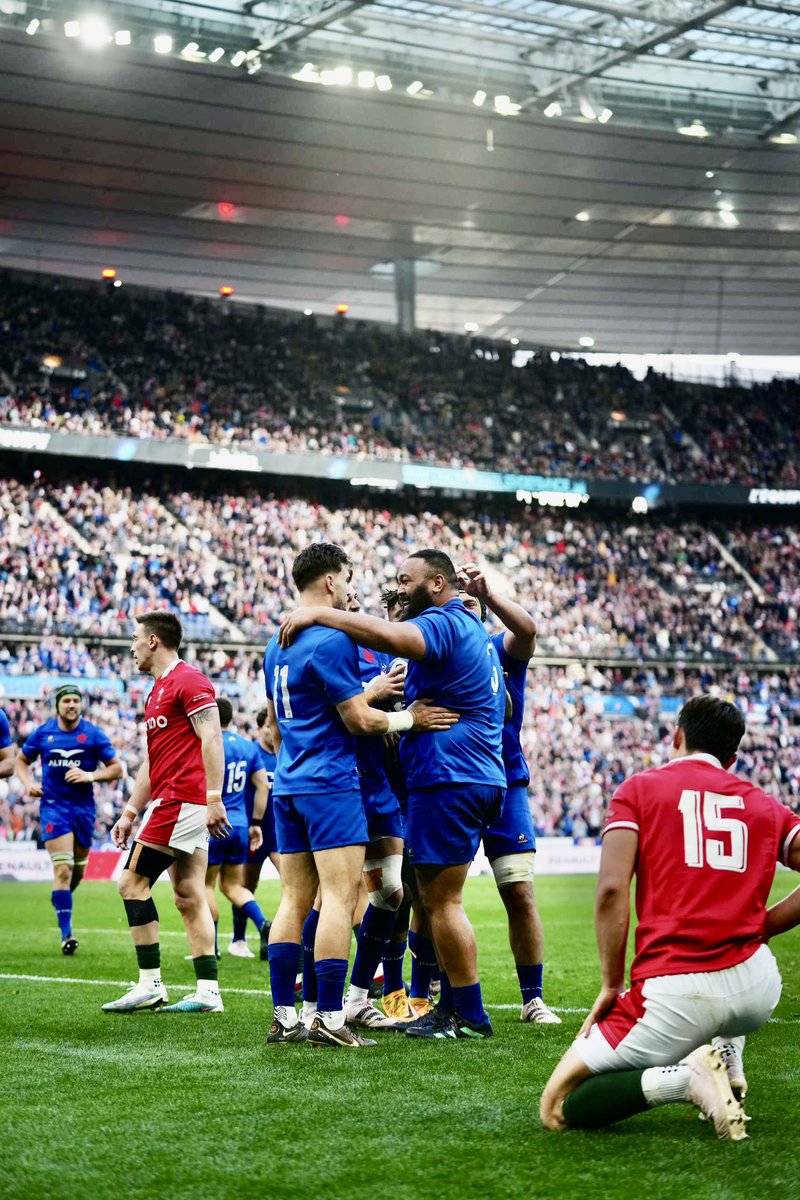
{"left": 2, "top": 270, "right": 799, "bottom": 484}
{"left": 1, "top": 641, "right": 798, "bottom": 845}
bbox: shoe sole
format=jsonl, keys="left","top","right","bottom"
{"left": 689, "top": 1046, "right": 748, "bottom": 1141}
{"left": 102, "top": 998, "right": 167, "bottom": 1013}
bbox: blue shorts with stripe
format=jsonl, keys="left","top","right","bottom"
{"left": 274, "top": 790, "right": 368, "bottom": 854}
{"left": 481, "top": 783, "right": 536, "bottom": 859}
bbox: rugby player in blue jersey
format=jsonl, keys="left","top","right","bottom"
{"left": 235, "top": 708, "right": 279, "bottom": 959}
{"left": 279, "top": 549, "right": 506, "bottom": 1041}
{"left": 0, "top": 705, "right": 15, "bottom": 779}
{"left": 16, "top": 684, "right": 122, "bottom": 953}
{"left": 265, "top": 543, "right": 459, "bottom": 1048}
{"left": 459, "top": 564, "right": 561, "bottom": 1026}
{"left": 206, "top": 698, "right": 270, "bottom": 959}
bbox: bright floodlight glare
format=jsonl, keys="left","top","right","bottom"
{"left": 357, "top": 69, "right": 374, "bottom": 88}
{"left": 375, "top": 74, "right": 392, "bottom": 91}
{"left": 26, "top": 17, "right": 39, "bottom": 32}
{"left": 575, "top": 210, "right": 590, "bottom": 222}
{"left": 320, "top": 68, "right": 337, "bottom": 85}
{"left": 598, "top": 107, "right": 612, "bottom": 124}
{"left": 464, "top": 321, "right": 479, "bottom": 332}
{"left": 579, "top": 335, "right": 595, "bottom": 348}
{"left": 181, "top": 42, "right": 200, "bottom": 56}
{"left": 717, "top": 198, "right": 734, "bottom": 211}
{"left": 726, "top": 351, "right": 740, "bottom": 360}
{"left": 678, "top": 120, "right": 709, "bottom": 137}
{"left": 114, "top": 29, "right": 131, "bottom": 44}
{"left": 769, "top": 132, "right": 798, "bottom": 145}
{"left": 407, "top": 80, "right": 424, "bottom": 95}
{"left": 473, "top": 89, "right": 486, "bottom": 107}
{"left": 303, "top": 308, "right": 313, "bottom": 316}
{"left": 578, "top": 93, "right": 596, "bottom": 120}
{"left": 208, "top": 47, "right": 225, "bottom": 62}
{"left": 231, "top": 50, "right": 247, "bottom": 66}
{"left": 510, "top": 337, "right": 519, "bottom": 345}
{"left": 543, "top": 101, "right": 561, "bottom": 118}
{"left": 64, "top": 20, "right": 80, "bottom": 36}
{"left": 705, "top": 170, "right": 715, "bottom": 178}
{"left": 113, "top": 279, "right": 122, "bottom": 288}
{"left": 631, "top": 496, "right": 648, "bottom": 515}
{"left": 81, "top": 15, "right": 111, "bottom": 47}
{"left": 333, "top": 65, "right": 352, "bottom": 85}
{"left": 153, "top": 33, "right": 172, "bottom": 54}
{"left": 719, "top": 210, "right": 739, "bottom": 227}
{"left": 292, "top": 62, "right": 318, "bottom": 80}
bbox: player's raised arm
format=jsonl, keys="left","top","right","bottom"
{"left": 190, "top": 705, "right": 231, "bottom": 840}
{"left": 458, "top": 564, "right": 537, "bottom": 661}
{"left": 280, "top": 607, "right": 427, "bottom": 660}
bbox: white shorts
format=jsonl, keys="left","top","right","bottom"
{"left": 575, "top": 944, "right": 782, "bottom": 1074}
{"left": 137, "top": 798, "right": 209, "bottom": 856}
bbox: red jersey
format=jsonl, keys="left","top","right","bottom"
{"left": 604, "top": 752, "right": 800, "bottom": 983}
{"left": 144, "top": 660, "right": 217, "bottom": 806}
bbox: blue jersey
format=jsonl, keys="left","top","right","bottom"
{"left": 355, "top": 646, "right": 392, "bottom": 793}
{"left": 492, "top": 632, "right": 531, "bottom": 787}
{"left": 264, "top": 626, "right": 363, "bottom": 794}
{"left": 21, "top": 717, "right": 116, "bottom": 808}
{"left": 246, "top": 742, "right": 277, "bottom": 824}
{"left": 401, "top": 599, "right": 506, "bottom": 791}
{"left": 0, "top": 708, "right": 11, "bottom": 750}
{"left": 221, "top": 729, "right": 263, "bottom": 827}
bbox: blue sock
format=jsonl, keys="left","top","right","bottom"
{"left": 51, "top": 889, "right": 72, "bottom": 939}
{"left": 439, "top": 971, "right": 454, "bottom": 1014}
{"left": 316, "top": 957, "right": 348, "bottom": 1014}
{"left": 383, "top": 936, "right": 407, "bottom": 995}
{"left": 452, "top": 981, "right": 488, "bottom": 1026}
{"left": 350, "top": 904, "right": 397, "bottom": 990}
{"left": 232, "top": 904, "right": 247, "bottom": 942}
{"left": 517, "top": 963, "right": 544, "bottom": 1004}
{"left": 240, "top": 899, "right": 267, "bottom": 932}
{"left": 409, "top": 929, "right": 437, "bottom": 1000}
{"left": 268, "top": 942, "right": 302, "bottom": 1007}
{"left": 302, "top": 909, "right": 319, "bottom": 1004}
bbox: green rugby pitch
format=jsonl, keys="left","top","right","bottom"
{"left": 2, "top": 875, "right": 799, "bottom": 1200}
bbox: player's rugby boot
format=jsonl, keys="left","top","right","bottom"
{"left": 405, "top": 1006, "right": 459, "bottom": 1039}
{"left": 267, "top": 1015, "right": 309, "bottom": 1044}
{"left": 382, "top": 989, "right": 417, "bottom": 1022}
{"left": 343, "top": 998, "right": 406, "bottom": 1031}
{"left": 520, "top": 997, "right": 562, "bottom": 1025}
{"left": 307, "top": 1017, "right": 377, "bottom": 1048}
{"left": 682, "top": 1045, "right": 748, "bottom": 1141}
{"left": 102, "top": 983, "right": 169, "bottom": 1012}
{"left": 714, "top": 1037, "right": 748, "bottom": 1102}
{"left": 61, "top": 936, "right": 79, "bottom": 956}
{"left": 161, "top": 992, "right": 224, "bottom": 1014}
{"left": 227, "top": 940, "right": 255, "bottom": 959}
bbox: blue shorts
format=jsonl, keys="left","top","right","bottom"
{"left": 405, "top": 784, "right": 505, "bottom": 868}
{"left": 248, "top": 797, "right": 279, "bottom": 866}
{"left": 361, "top": 778, "right": 405, "bottom": 843}
{"left": 274, "top": 791, "right": 368, "bottom": 855}
{"left": 208, "top": 825, "right": 250, "bottom": 867}
{"left": 41, "top": 805, "right": 95, "bottom": 848}
{"left": 481, "top": 783, "right": 536, "bottom": 859}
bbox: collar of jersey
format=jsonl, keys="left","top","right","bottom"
{"left": 661, "top": 751, "right": 723, "bottom": 770}
{"left": 156, "top": 657, "right": 183, "bottom": 681}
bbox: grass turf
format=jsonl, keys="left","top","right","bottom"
{"left": 2, "top": 875, "right": 800, "bottom": 1200}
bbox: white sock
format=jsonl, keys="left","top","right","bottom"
{"left": 302, "top": 1000, "right": 317, "bottom": 1023}
{"left": 641, "top": 1064, "right": 692, "bottom": 1107}
{"left": 318, "top": 1008, "right": 345, "bottom": 1031}
{"left": 275, "top": 1004, "right": 298, "bottom": 1027}
{"left": 346, "top": 984, "right": 369, "bottom": 1007}
{"left": 196, "top": 978, "right": 221, "bottom": 1002}
{"left": 138, "top": 968, "right": 162, "bottom": 989}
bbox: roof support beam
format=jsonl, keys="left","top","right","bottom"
{"left": 245, "top": 0, "right": 373, "bottom": 54}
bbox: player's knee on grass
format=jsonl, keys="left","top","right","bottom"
{"left": 365, "top": 853, "right": 404, "bottom": 911}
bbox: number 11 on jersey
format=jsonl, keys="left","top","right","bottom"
{"left": 274, "top": 664, "right": 294, "bottom": 719}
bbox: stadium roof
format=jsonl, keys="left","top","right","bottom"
{"left": 1, "top": 2, "right": 800, "bottom": 353}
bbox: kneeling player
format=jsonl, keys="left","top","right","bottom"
{"left": 540, "top": 696, "right": 800, "bottom": 1140}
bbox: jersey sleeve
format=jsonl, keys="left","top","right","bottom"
{"left": 408, "top": 608, "right": 457, "bottom": 663}
{"left": 177, "top": 670, "right": 217, "bottom": 718}
{"left": 263, "top": 638, "right": 277, "bottom": 701}
{"left": 492, "top": 632, "right": 529, "bottom": 681}
{"left": 21, "top": 726, "right": 41, "bottom": 762}
{"left": 0, "top": 709, "right": 12, "bottom": 750}
{"left": 774, "top": 797, "right": 800, "bottom": 866}
{"left": 602, "top": 776, "right": 641, "bottom": 836}
{"left": 313, "top": 632, "right": 365, "bottom": 707}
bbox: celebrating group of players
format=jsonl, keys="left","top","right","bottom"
{"left": 8, "top": 540, "right": 800, "bottom": 1141}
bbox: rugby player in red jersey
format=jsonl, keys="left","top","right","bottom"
{"left": 102, "top": 612, "right": 229, "bottom": 1014}
{"left": 540, "top": 695, "right": 800, "bottom": 1140}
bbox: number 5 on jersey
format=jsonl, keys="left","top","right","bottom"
{"left": 678, "top": 789, "right": 748, "bottom": 873}
{"left": 274, "top": 665, "right": 294, "bottom": 719}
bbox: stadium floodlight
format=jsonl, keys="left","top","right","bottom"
{"left": 575, "top": 211, "right": 591, "bottom": 222}
{"left": 231, "top": 50, "right": 247, "bottom": 67}
{"left": 292, "top": 61, "right": 318, "bottom": 81}
{"left": 407, "top": 80, "right": 424, "bottom": 95}
{"left": 375, "top": 74, "right": 392, "bottom": 91}
{"left": 101, "top": 267, "right": 117, "bottom": 279}
{"left": 153, "top": 34, "right": 172, "bottom": 54}
{"left": 494, "top": 95, "right": 521, "bottom": 115}
{"left": 705, "top": 170, "right": 715, "bottom": 178}
{"left": 303, "top": 308, "right": 313, "bottom": 316}
{"left": 510, "top": 337, "right": 519, "bottom": 346}
{"left": 578, "top": 92, "right": 596, "bottom": 120}
{"left": 769, "top": 132, "right": 798, "bottom": 145}
{"left": 81, "top": 15, "right": 111, "bottom": 47}
{"left": 598, "top": 107, "right": 612, "bottom": 124}
{"left": 473, "top": 90, "right": 486, "bottom": 107}
{"left": 26, "top": 18, "right": 39, "bottom": 33}
{"left": 64, "top": 20, "right": 81, "bottom": 37}
{"left": 181, "top": 42, "right": 200, "bottom": 56}
{"left": 464, "top": 322, "right": 479, "bottom": 333}
{"left": 333, "top": 65, "right": 352, "bottom": 85}
{"left": 114, "top": 29, "right": 131, "bottom": 44}
{"left": 677, "top": 120, "right": 709, "bottom": 137}
{"left": 718, "top": 209, "right": 739, "bottom": 227}
{"left": 631, "top": 496, "right": 648, "bottom": 514}
{"left": 357, "top": 69, "right": 375, "bottom": 88}
{"left": 320, "top": 68, "right": 338, "bottom": 85}
{"left": 579, "top": 335, "right": 595, "bottom": 347}
{"left": 113, "top": 279, "right": 122, "bottom": 288}
{"left": 543, "top": 101, "right": 561, "bottom": 118}
{"left": 208, "top": 47, "right": 225, "bottom": 62}
{"left": 726, "top": 351, "right": 740, "bottom": 360}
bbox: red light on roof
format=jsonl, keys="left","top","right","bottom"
{"left": 101, "top": 267, "right": 117, "bottom": 279}
{"left": 336, "top": 303, "right": 349, "bottom": 314}
{"left": 219, "top": 285, "right": 235, "bottom": 297}
{"left": 335, "top": 214, "right": 350, "bottom": 226}
{"left": 217, "top": 201, "right": 236, "bottom": 219}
